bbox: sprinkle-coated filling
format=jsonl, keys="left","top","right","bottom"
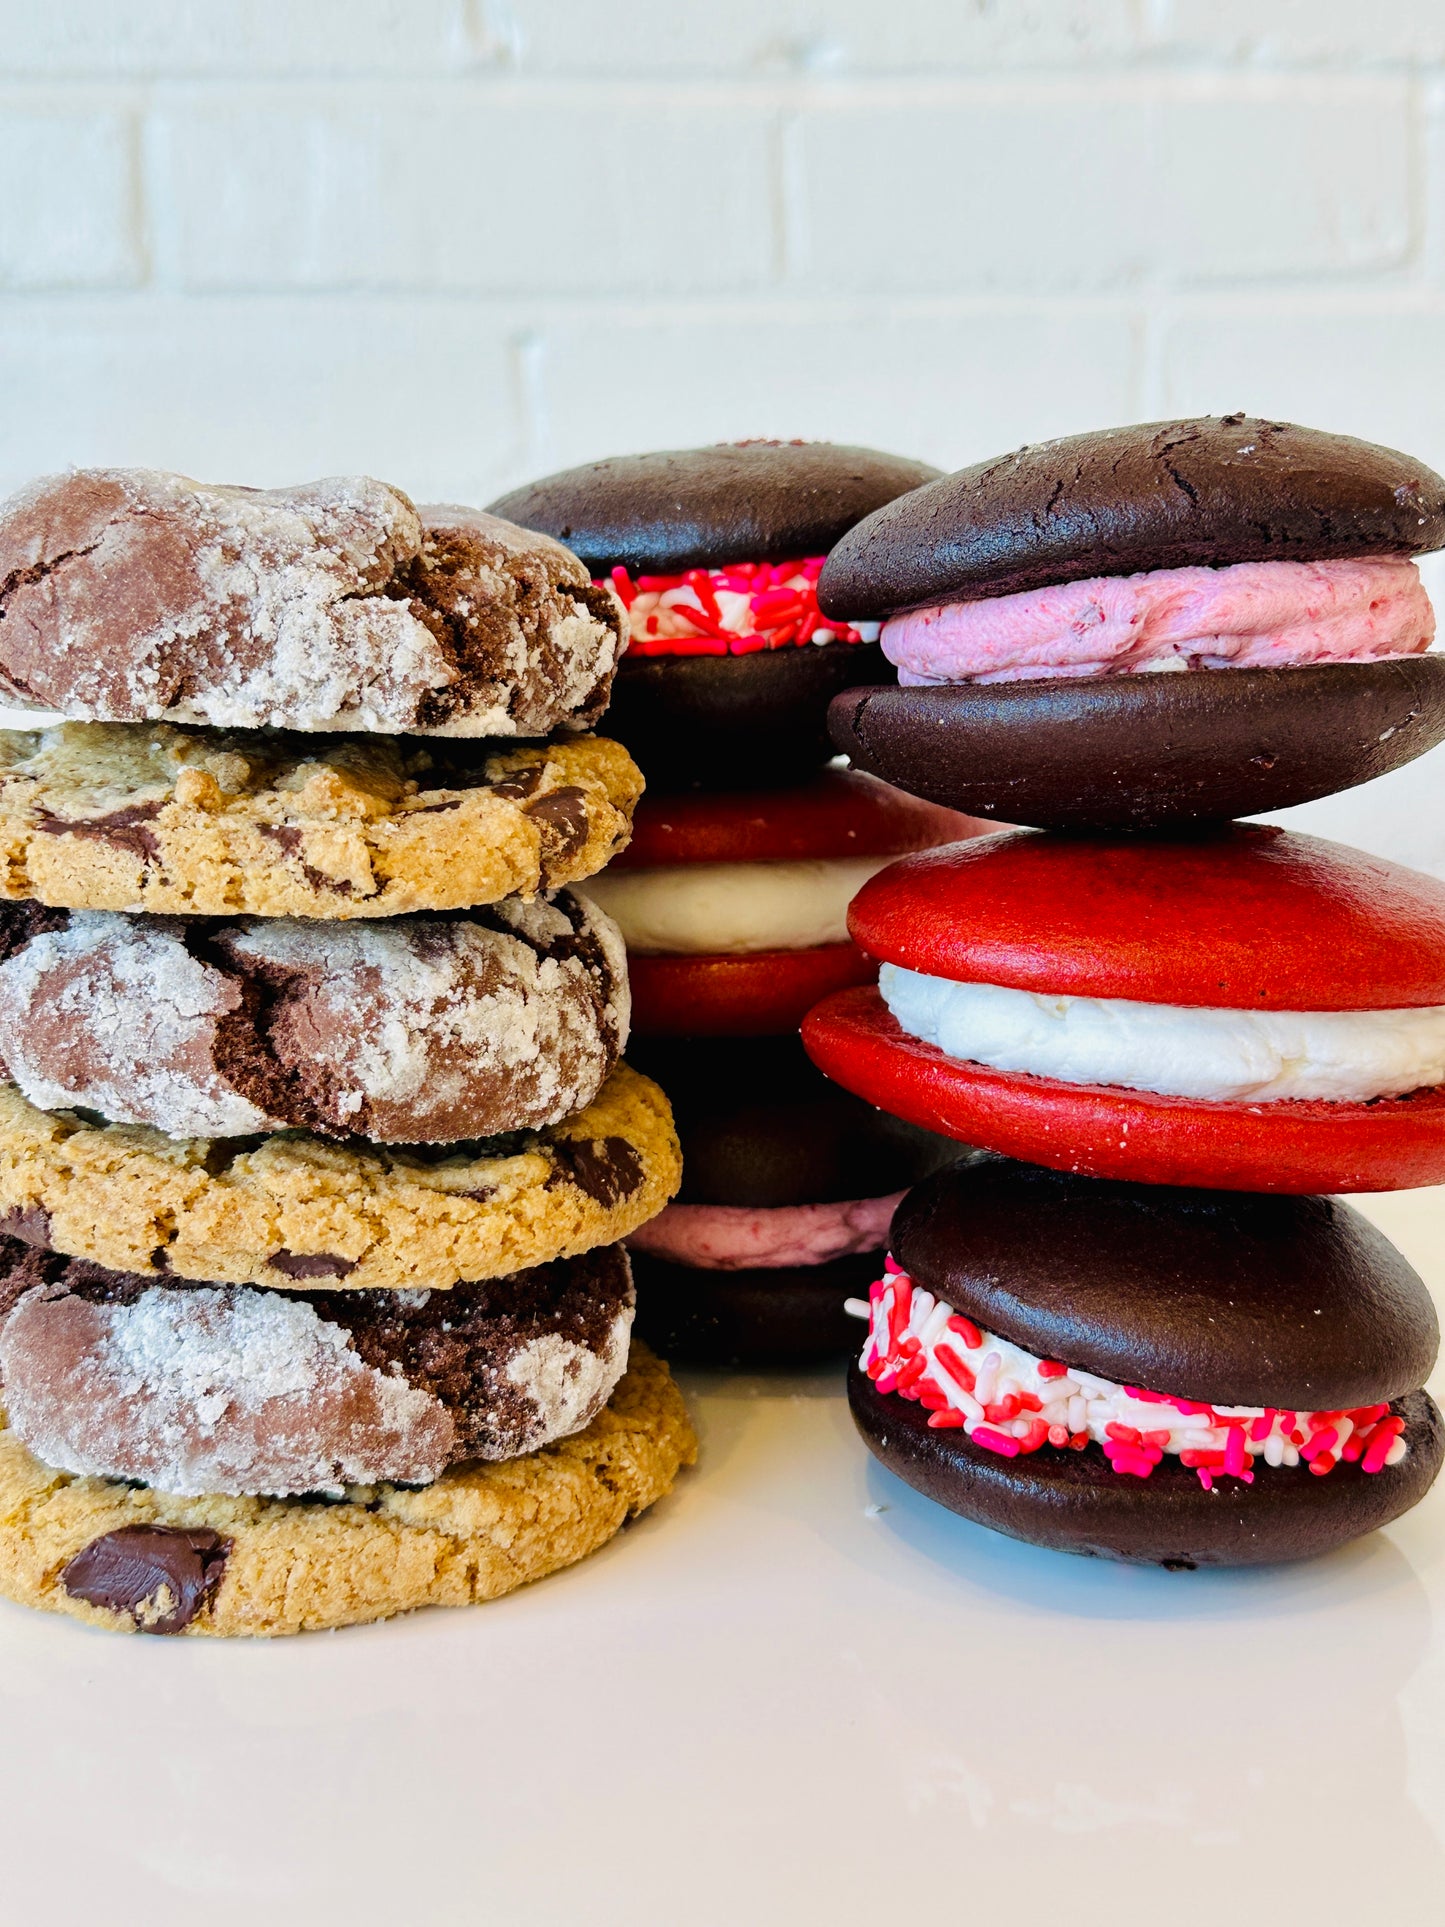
{"left": 848, "top": 1263, "right": 1409, "bottom": 1488}
{"left": 603, "top": 558, "right": 877, "bottom": 658}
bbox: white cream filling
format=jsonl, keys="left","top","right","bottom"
{"left": 584, "top": 857, "right": 889, "bottom": 956}
{"left": 880, "top": 963, "right": 1445, "bottom": 1103}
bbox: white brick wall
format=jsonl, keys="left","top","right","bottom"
{"left": 2, "top": 0, "right": 1445, "bottom": 868}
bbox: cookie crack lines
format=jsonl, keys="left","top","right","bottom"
{"left": 0, "top": 473, "right": 627, "bottom": 739}
{"left": 1161, "top": 459, "right": 1200, "bottom": 508}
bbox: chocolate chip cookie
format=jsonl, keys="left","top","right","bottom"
{"left": 0, "top": 1340, "right": 694, "bottom": 1634}
{"left": 0, "top": 1061, "right": 681, "bottom": 1291}
{"left": 0, "top": 723, "right": 641, "bottom": 917}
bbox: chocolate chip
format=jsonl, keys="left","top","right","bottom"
{"left": 257, "top": 823, "right": 354, "bottom": 895}
{"left": 60, "top": 1525, "right": 229, "bottom": 1633}
{"left": 488, "top": 767, "right": 545, "bottom": 801}
{"left": 269, "top": 1249, "right": 358, "bottom": 1280}
{"left": 0, "top": 1204, "right": 51, "bottom": 1248}
{"left": 550, "top": 1135, "right": 643, "bottom": 1206}
{"left": 258, "top": 822, "right": 303, "bottom": 856}
{"left": 35, "top": 802, "right": 162, "bottom": 863}
{"left": 526, "top": 786, "right": 590, "bottom": 865}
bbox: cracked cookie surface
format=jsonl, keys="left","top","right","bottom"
{"left": 0, "top": 890, "right": 629, "bottom": 1142}
{"left": 0, "top": 1061, "right": 681, "bottom": 1291}
{"left": 0, "top": 471, "right": 625, "bottom": 736}
{"left": 0, "top": 1341, "right": 694, "bottom": 1635}
{"left": 0, "top": 1238, "right": 636, "bottom": 1495}
{"left": 0, "top": 723, "right": 642, "bottom": 917}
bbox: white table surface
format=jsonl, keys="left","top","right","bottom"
{"left": 3, "top": 1186, "right": 1444, "bottom": 1925}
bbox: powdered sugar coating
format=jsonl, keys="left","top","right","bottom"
{"left": 0, "top": 1284, "right": 454, "bottom": 1496}
{"left": 0, "top": 891, "right": 630, "bottom": 1142}
{"left": 504, "top": 1316, "right": 632, "bottom": 1454}
{"left": 0, "top": 1244, "right": 637, "bottom": 1495}
{"left": 0, "top": 470, "right": 625, "bottom": 736}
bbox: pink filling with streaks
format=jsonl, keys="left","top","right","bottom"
{"left": 881, "top": 556, "right": 1434, "bottom": 685}
{"left": 628, "top": 1192, "right": 904, "bottom": 1270}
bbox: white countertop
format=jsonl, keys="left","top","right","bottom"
{"left": 3, "top": 1185, "right": 1444, "bottom": 1924}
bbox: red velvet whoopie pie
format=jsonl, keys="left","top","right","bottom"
{"left": 587, "top": 768, "right": 987, "bottom": 1036}
{"left": 803, "top": 823, "right": 1445, "bottom": 1193}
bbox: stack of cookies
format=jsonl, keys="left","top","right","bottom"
{"left": 494, "top": 444, "right": 976, "bottom": 1365}
{"left": 804, "top": 417, "right": 1445, "bottom": 1565}
{"left": 0, "top": 469, "right": 692, "bottom": 1635}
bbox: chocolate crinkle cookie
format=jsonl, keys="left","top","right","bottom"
{"left": 0, "top": 470, "right": 625, "bottom": 736}
{"left": 0, "top": 891, "right": 630, "bottom": 1142}
{"left": 0, "top": 1236, "right": 635, "bottom": 1495}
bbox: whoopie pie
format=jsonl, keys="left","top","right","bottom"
{"left": 585, "top": 768, "right": 983, "bottom": 1036}
{"left": 850, "top": 1157, "right": 1443, "bottom": 1567}
{"left": 627, "top": 1034, "right": 961, "bottom": 1366}
{"left": 819, "top": 417, "right": 1445, "bottom": 829}
{"left": 802, "top": 823, "right": 1445, "bottom": 1193}
{"left": 491, "top": 441, "right": 939, "bottom": 786}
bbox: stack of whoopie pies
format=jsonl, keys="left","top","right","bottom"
{"left": 803, "top": 417, "right": 1445, "bottom": 1565}
{"left": 493, "top": 443, "right": 979, "bottom": 1364}
{"left": 0, "top": 467, "right": 694, "bottom": 1636}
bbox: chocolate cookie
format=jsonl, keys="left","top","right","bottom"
{"left": 890, "top": 1160, "right": 1440, "bottom": 1408}
{"left": 0, "top": 471, "right": 624, "bottom": 736}
{"left": 848, "top": 1157, "right": 1443, "bottom": 1566}
{"left": 632, "top": 1249, "right": 882, "bottom": 1368}
{"left": 0, "top": 1238, "right": 635, "bottom": 1494}
{"left": 829, "top": 657, "right": 1445, "bottom": 831}
{"left": 0, "top": 1341, "right": 694, "bottom": 1634}
{"left": 491, "top": 441, "right": 942, "bottom": 578}
{"left": 628, "top": 1034, "right": 960, "bottom": 1208}
{"left": 819, "top": 418, "right": 1445, "bottom": 618}
{"left": 851, "top": 1368, "right": 1443, "bottom": 1568}
{"left": 0, "top": 723, "right": 641, "bottom": 919}
{"left": 626, "top": 1034, "right": 960, "bottom": 1366}
{"left": 818, "top": 418, "right": 1445, "bottom": 828}
{"left": 0, "top": 891, "right": 628, "bottom": 1142}
{"left": 0, "top": 1061, "right": 680, "bottom": 1291}
{"left": 607, "top": 642, "right": 890, "bottom": 789}
{"left": 494, "top": 441, "right": 939, "bottom": 786}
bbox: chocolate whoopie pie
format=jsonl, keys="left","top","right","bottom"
{"left": 803, "top": 823, "right": 1445, "bottom": 1193}
{"left": 627, "top": 1034, "right": 961, "bottom": 1366}
{"left": 491, "top": 442, "right": 940, "bottom": 786}
{"left": 820, "top": 417, "right": 1445, "bottom": 828}
{"left": 850, "top": 1157, "right": 1444, "bottom": 1567}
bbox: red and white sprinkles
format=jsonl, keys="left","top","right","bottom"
{"left": 848, "top": 1262, "right": 1409, "bottom": 1488}
{"left": 603, "top": 557, "right": 877, "bottom": 658}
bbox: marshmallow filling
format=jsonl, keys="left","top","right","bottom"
{"left": 879, "top": 556, "right": 1434, "bottom": 686}
{"left": 850, "top": 1264, "right": 1410, "bottom": 1488}
{"left": 880, "top": 963, "right": 1445, "bottom": 1104}
{"left": 587, "top": 857, "right": 890, "bottom": 956}
{"left": 628, "top": 1192, "right": 903, "bottom": 1270}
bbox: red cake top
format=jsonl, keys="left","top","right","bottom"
{"left": 613, "top": 770, "right": 985, "bottom": 869}
{"left": 847, "top": 825, "right": 1445, "bottom": 1010}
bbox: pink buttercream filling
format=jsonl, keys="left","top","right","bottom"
{"left": 881, "top": 556, "right": 1435, "bottom": 685}
{"left": 628, "top": 1192, "right": 904, "bottom": 1270}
